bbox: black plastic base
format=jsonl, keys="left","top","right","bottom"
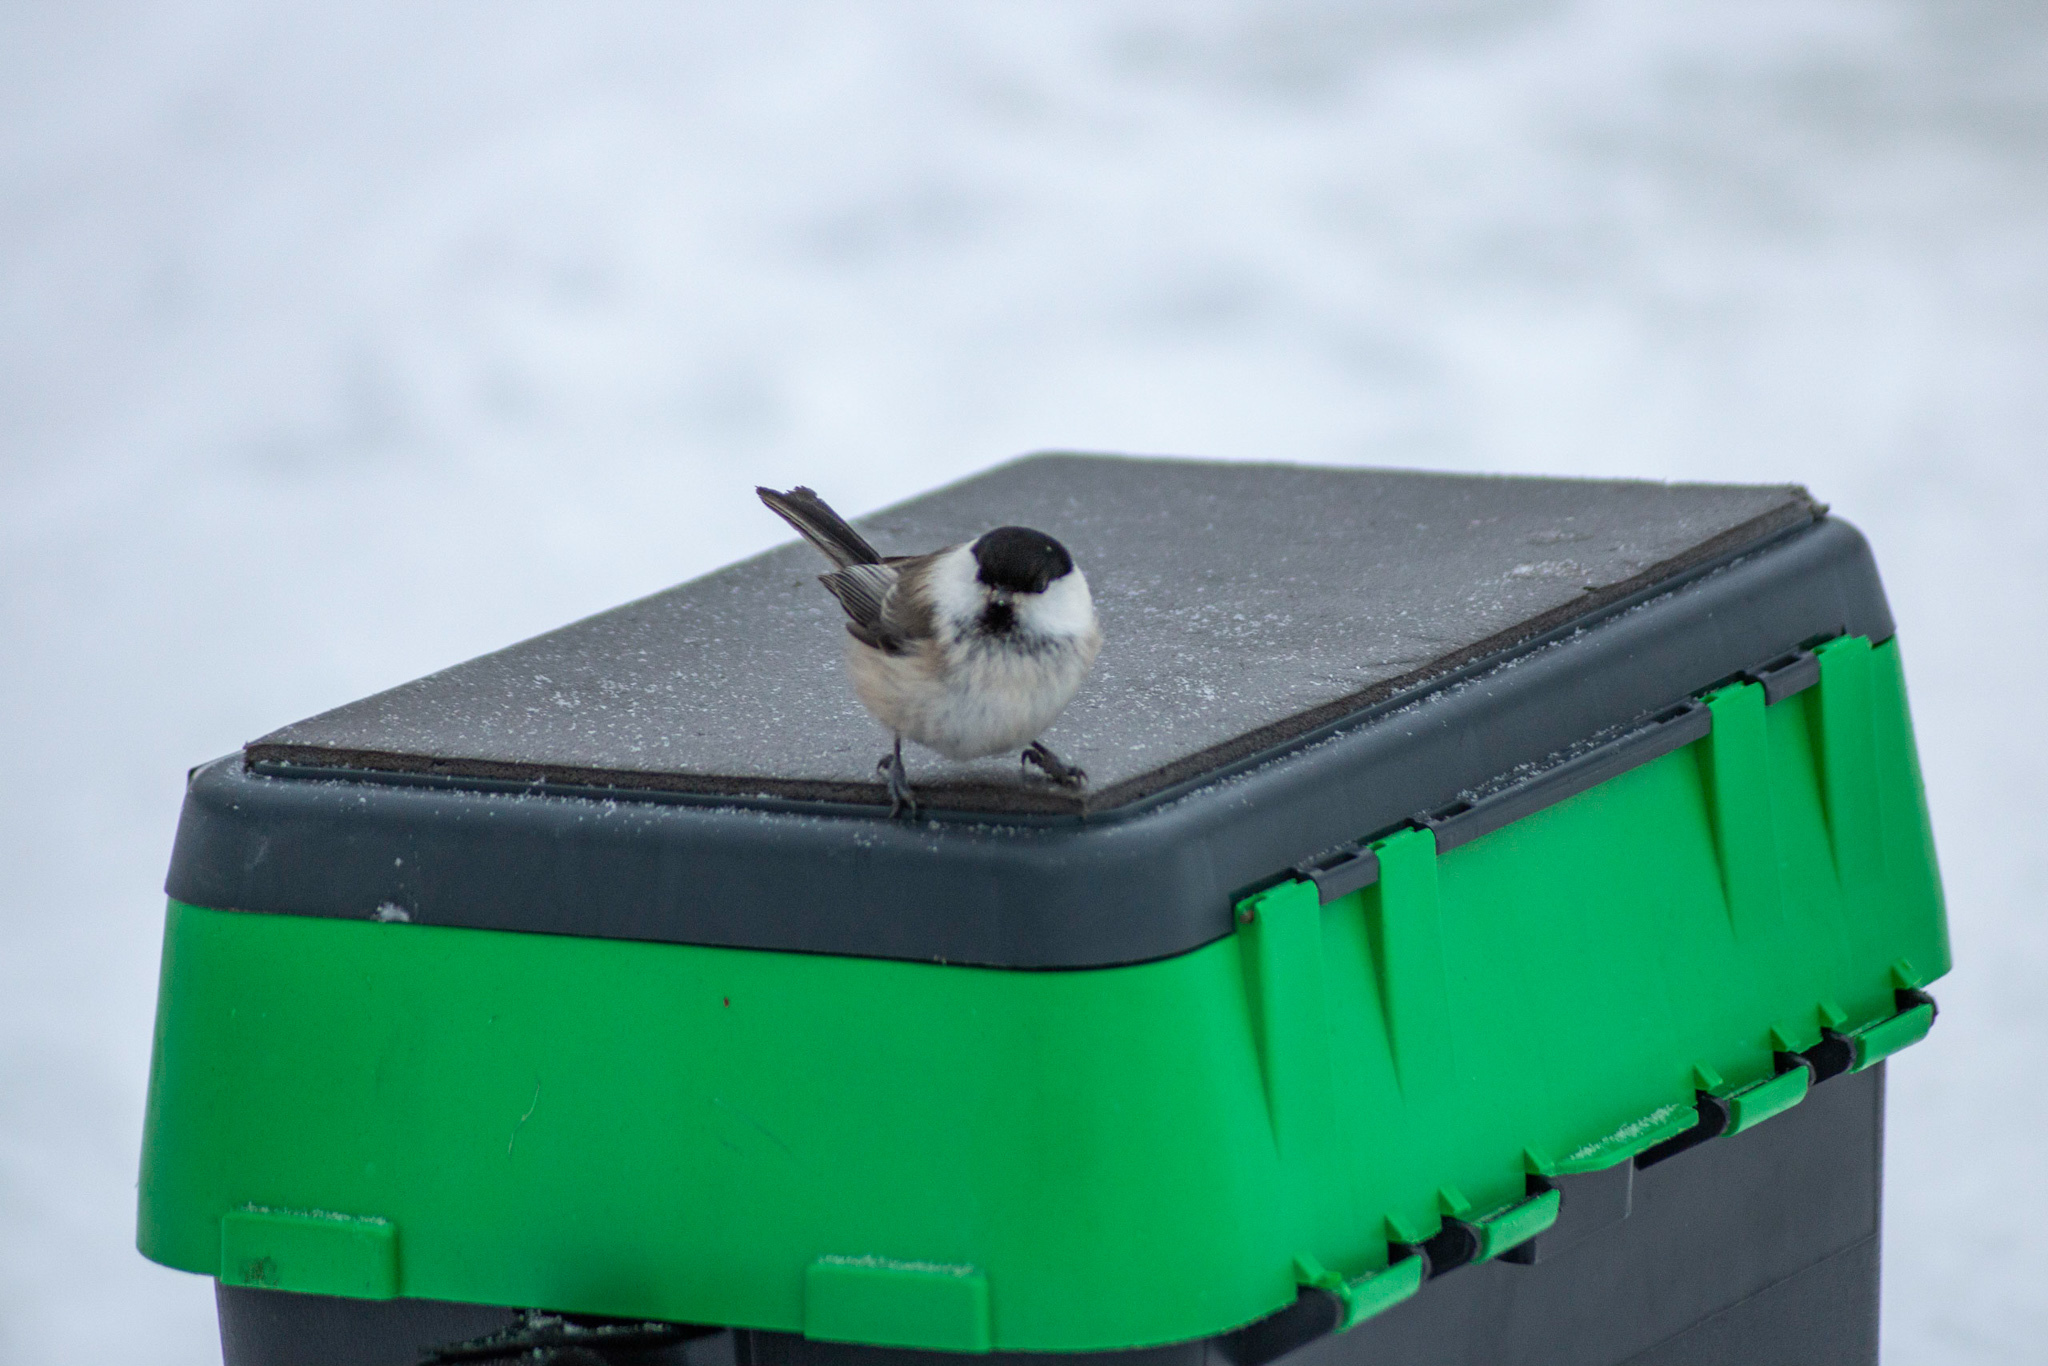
{"left": 217, "top": 1066, "right": 1883, "bottom": 1366}
{"left": 216, "top": 1284, "right": 519, "bottom": 1366}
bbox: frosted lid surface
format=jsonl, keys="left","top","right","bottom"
{"left": 248, "top": 455, "right": 1816, "bottom": 813}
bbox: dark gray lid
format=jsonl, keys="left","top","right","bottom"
{"left": 169, "top": 456, "right": 1893, "bottom": 969}
{"left": 245, "top": 454, "right": 1819, "bottom": 815}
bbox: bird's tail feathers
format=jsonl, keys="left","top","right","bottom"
{"left": 756, "top": 486, "right": 884, "bottom": 567}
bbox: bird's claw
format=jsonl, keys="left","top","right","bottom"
{"left": 1022, "top": 741, "right": 1087, "bottom": 788}
{"left": 877, "top": 739, "right": 918, "bottom": 818}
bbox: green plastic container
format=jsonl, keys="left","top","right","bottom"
{"left": 138, "top": 459, "right": 1948, "bottom": 1360}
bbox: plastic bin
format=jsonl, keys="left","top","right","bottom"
{"left": 139, "top": 455, "right": 1949, "bottom": 1365}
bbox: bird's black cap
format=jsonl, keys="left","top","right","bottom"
{"left": 972, "top": 526, "right": 1074, "bottom": 594}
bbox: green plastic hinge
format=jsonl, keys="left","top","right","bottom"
{"left": 1294, "top": 1252, "right": 1425, "bottom": 1331}
{"left": 1473, "top": 1187, "right": 1562, "bottom": 1261}
{"left": 1721, "top": 1062, "right": 1811, "bottom": 1136}
{"left": 1853, "top": 990, "right": 1938, "bottom": 1071}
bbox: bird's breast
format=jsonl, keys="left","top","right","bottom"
{"left": 843, "top": 629, "right": 1098, "bottom": 761}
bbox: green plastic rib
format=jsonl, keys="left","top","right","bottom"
{"left": 1296, "top": 1252, "right": 1425, "bottom": 1329}
{"left": 1724, "top": 1065, "right": 1813, "bottom": 1136}
{"left": 1855, "top": 1003, "right": 1936, "bottom": 1071}
{"left": 1476, "top": 1189, "right": 1563, "bottom": 1262}
{"left": 137, "top": 637, "right": 1949, "bottom": 1352}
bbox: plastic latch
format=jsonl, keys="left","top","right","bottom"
{"left": 1399, "top": 1192, "right": 1556, "bottom": 1278}
{"left": 1295, "top": 1252, "right": 1426, "bottom": 1332}
{"left": 1417, "top": 1219, "right": 1482, "bottom": 1280}
{"left": 1853, "top": 989, "right": 1938, "bottom": 1071}
{"left": 1726, "top": 1056, "right": 1813, "bottom": 1136}
{"left": 1635, "top": 1051, "right": 1818, "bottom": 1169}
{"left": 1752, "top": 648, "right": 1821, "bottom": 705}
{"left": 1798, "top": 1029, "right": 1858, "bottom": 1083}
{"left": 1472, "top": 1187, "right": 1562, "bottom": 1262}
{"left": 1296, "top": 843, "right": 1381, "bottom": 904}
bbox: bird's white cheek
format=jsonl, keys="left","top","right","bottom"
{"left": 1022, "top": 569, "right": 1096, "bottom": 638}
{"left": 924, "top": 545, "right": 984, "bottom": 629}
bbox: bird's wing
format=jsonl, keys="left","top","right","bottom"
{"left": 820, "top": 554, "right": 943, "bottom": 656}
{"left": 877, "top": 554, "right": 941, "bottom": 650}
{"left": 818, "top": 562, "right": 896, "bottom": 630}
{"left": 757, "top": 486, "right": 883, "bottom": 568}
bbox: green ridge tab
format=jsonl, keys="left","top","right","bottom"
{"left": 1855, "top": 1003, "right": 1936, "bottom": 1071}
{"left": 1476, "top": 1189, "right": 1563, "bottom": 1261}
{"left": 1701, "top": 680, "right": 1784, "bottom": 939}
{"left": 804, "top": 1257, "right": 991, "bottom": 1352}
{"left": 1298, "top": 1252, "right": 1426, "bottom": 1330}
{"left": 1725, "top": 1067, "right": 1811, "bottom": 1136}
{"left": 219, "top": 1207, "right": 396, "bottom": 1299}
{"left": 1813, "top": 635, "right": 1888, "bottom": 890}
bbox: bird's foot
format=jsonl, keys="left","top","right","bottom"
{"left": 877, "top": 738, "right": 918, "bottom": 818}
{"left": 1022, "top": 741, "right": 1087, "bottom": 788}
{"left": 422, "top": 1308, "right": 703, "bottom": 1365}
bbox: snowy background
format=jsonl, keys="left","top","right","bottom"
{"left": 3, "top": 1, "right": 2043, "bottom": 1360}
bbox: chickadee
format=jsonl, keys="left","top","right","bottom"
{"left": 757, "top": 485, "right": 1101, "bottom": 816}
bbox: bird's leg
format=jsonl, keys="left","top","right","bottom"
{"left": 1022, "top": 741, "right": 1087, "bottom": 788}
{"left": 876, "top": 735, "right": 917, "bottom": 817}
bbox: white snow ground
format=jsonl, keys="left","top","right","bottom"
{"left": 3, "top": 2, "right": 2043, "bottom": 1361}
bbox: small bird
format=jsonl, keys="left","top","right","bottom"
{"left": 758, "top": 485, "right": 1101, "bottom": 816}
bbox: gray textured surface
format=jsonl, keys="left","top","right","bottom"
{"left": 248, "top": 454, "right": 1816, "bottom": 812}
